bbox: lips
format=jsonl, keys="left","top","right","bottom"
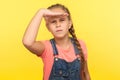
{"left": 56, "top": 29, "right": 63, "bottom": 32}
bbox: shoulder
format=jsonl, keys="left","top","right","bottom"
{"left": 78, "top": 39, "right": 87, "bottom": 48}
{"left": 40, "top": 39, "right": 52, "bottom": 51}
{"left": 41, "top": 40, "right": 50, "bottom": 45}
{"left": 39, "top": 39, "right": 53, "bottom": 58}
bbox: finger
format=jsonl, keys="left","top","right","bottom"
{"left": 53, "top": 13, "right": 68, "bottom": 17}
{"left": 54, "top": 13, "right": 69, "bottom": 16}
{"left": 45, "top": 12, "right": 68, "bottom": 17}
{"left": 63, "top": 13, "right": 69, "bottom": 16}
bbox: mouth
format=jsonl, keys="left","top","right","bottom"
{"left": 56, "top": 30, "right": 63, "bottom": 32}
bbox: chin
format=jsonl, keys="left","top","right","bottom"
{"left": 54, "top": 34, "right": 68, "bottom": 39}
{"left": 55, "top": 36, "right": 64, "bottom": 39}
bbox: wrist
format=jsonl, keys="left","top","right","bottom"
{"left": 38, "top": 8, "right": 46, "bottom": 16}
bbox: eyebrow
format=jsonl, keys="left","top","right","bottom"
{"left": 48, "top": 16, "right": 67, "bottom": 21}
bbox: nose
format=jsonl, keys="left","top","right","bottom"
{"left": 56, "top": 21, "right": 61, "bottom": 28}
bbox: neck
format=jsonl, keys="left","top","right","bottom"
{"left": 54, "top": 36, "right": 72, "bottom": 49}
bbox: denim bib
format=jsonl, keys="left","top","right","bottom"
{"left": 49, "top": 38, "right": 81, "bottom": 80}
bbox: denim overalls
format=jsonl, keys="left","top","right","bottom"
{"left": 49, "top": 38, "right": 81, "bottom": 80}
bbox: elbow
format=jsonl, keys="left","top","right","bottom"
{"left": 22, "top": 39, "right": 28, "bottom": 46}
{"left": 22, "top": 39, "right": 33, "bottom": 47}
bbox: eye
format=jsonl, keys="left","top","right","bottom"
{"left": 60, "top": 19, "right": 65, "bottom": 21}
{"left": 60, "top": 18, "right": 65, "bottom": 22}
{"left": 51, "top": 20, "right": 56, "bottom": 23}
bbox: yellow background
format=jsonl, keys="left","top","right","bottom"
{"left": 0, "top": 0, "right": 120, "bottom": 80}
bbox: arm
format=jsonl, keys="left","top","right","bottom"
{"left": 79, "top": 40, "right": 91, "bottom": 80}
{"left": 81, "top": 61, "right": 91, "bottom": 80}
{"left": 22, "top": 9, "right": 45, "bottom": 56}
{"left": 22, "top": 9, "right": 67, "bottom": 56}
{"left": 84, "top": 61, "right": 91, "bottom": 80}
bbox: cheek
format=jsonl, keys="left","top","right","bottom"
{"left": 63, "top": 22, "right": 70, "bottom": 29}
{"left": 46, "top": 24, "right": 51, "bottom": 32}
{"left": 46, "top": 25, "right": 55, "bottom": 32}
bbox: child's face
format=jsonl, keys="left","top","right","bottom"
{"left": 46, "top": 8, "right": 72, "bottom": 39}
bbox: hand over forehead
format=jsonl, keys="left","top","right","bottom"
{"left": 44, "top": 13, "right": 69, "bottom": 22}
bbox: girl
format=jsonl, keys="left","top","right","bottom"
{"left": 22, "top": 3, "right": 91, "bottom": 80}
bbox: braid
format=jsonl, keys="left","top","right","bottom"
{"left": 69, "top": 25, "right": 85, "bottom": 70}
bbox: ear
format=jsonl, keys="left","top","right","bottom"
{"left": 68, "top": 20, "right": 72, "bottom": 29}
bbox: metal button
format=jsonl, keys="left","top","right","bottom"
{"left": 59, "top": 70, "right": 62, "bottom": 75}
{"left": 55, "top": 58, "right": 58, "bottom": 61}
{"left": 78, "top": 57, "right": 81, "bottom": 60}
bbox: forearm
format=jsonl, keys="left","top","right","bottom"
{"left": 22, "top": 9, "right": 44, "bottom": 46}
{"left": 86, "top": 73, "right": 91, "bottom": 80}
{"left": 84, "top": 61, "right": 91, "bottom": 80}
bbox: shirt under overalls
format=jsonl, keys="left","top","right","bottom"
{"left": 49, "top": 38, "right": 82, "bottom": 80}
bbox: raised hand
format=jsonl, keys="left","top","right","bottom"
{"left": 40, "top": 8, "right": 68, "bottom": 22}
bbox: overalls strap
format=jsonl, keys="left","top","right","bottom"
{"left": 50, "top": 39, "right": 58, "bottom": 55}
